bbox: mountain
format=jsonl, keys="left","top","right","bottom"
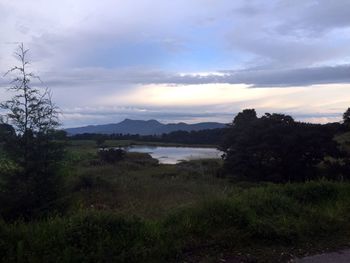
{"left": 65, "top": 119, "right": 226, "bottom": 135}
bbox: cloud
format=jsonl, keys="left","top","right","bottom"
{"left": 1, "top": 0, "right": 350, "bottom": 126}
{"left": 60, "top": 102, "right": 345, "bottom": 128}
{"left": 227, "top": 0, "right": 350, "bottom": 67}
{"left": 2, "top": 64, "right": 348, "bottom": 89}
{"left": 275, "top": 0, "right": 350, "bottom": 35}
{"left": 218, "top": 65, "right": 350, "bottom": 87}
{"left": 60, "top": 105, "right": 236, "bottom": 127}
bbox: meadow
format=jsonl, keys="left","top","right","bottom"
{"left": 1, "top": 139, "right": 350, "bottom": 262}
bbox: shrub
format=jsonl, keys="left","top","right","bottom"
{"left": 0, "top": 158, "right": 20, "bottom": 176}
{"left": 124, "top": 152, "right": 159, "bottom": 166}
{"left": 0, "top": 181, "right": 350, "bottom": 262}
{"left": 72, "top": 174, "right": 111, "bottom": 191}
{"left": 98, "top": 148, "right": 126, "bottom": 164}
{"left": 0, "top": 212, "right": 165, "bottom": 263}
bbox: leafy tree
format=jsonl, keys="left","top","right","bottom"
{"left": 221, "top": 109, "right": 343, "bottom": 182}
{"left": 343, "top": 108, "right": 350, "bottom": 128}
{"left": 0, "top": 44, "right": 64, "bottom": 220}
{"left": 232, "top": 108, "right": 257, "bottom": 125}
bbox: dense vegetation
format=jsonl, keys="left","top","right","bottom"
{"left": 221, "top": 109, "right": 348, "bottom": 182}
{"left": 70, "top": 127, "right": 227, "bottom": 146}
{"left": 1, "top": 179, "right": 350, "bottom": 262}
{"left": 2, "top": 46, "right": 350, "bottom": 262}
{"left": 2, "top": 107, "right": 350, "bottom": 261}
{"left": 1, "top": 128, "right": 350, "bottom": 261}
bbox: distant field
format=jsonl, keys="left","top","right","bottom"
{"left": 65, "top": 142, "right": 227, "bottom": 218}
{"left": 66, "top": 139, "right": 218, "bottom": 159}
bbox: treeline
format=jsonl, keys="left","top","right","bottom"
{"left": 220, "top": 109, "right": 350, "bottom": 183}
{"left": 70, "top": 128, "right": 228, "bottom": 145}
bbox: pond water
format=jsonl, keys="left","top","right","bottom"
{"left": 127, "top": 145, "right": 223, "bottom": 164}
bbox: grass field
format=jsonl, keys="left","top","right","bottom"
{"left": 1, "top": 139, "right": 350, "bottom": 262}
{"left": 65, "top": 140, "right": 228, "bottom": 219}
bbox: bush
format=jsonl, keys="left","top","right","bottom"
{"left": 98, "top": 148, "right": 126, "bottom": 164}
{"left": 284, "top": 180, "right": 339, "bottom": 204}
{"left": 124, "top": 152, "right": 159, "bottom": 166}
{"left": 0, "top": 181, "right": 350, "bottom": 262}
{"left": 0, "top": 158, "right": 21, "bottom": 176}
{"left": 72, "top": 174, "right": 111, "bottom": 191}
{"left": 0, "top": 212, "right": 165, "bottom": 263}
{"left": 176, "top": 159, "right": 221, "bottom": 178}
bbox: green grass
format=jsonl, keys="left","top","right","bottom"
{"left": 2, "top": 138, "right": 350, "bottom": 262}
{"left": 69, "top": 157, "right": 228, "bottom": 219}
{"left": 335, "top": 131, "right": 350, "bottom": 153}
{"left": 64, "top": 140, "right": 227, "bottom": 219}
{"left": 1, "top": 181, "right": 350, "bottom": 262}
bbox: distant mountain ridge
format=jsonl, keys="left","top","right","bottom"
{"left": 65, "top": 119, "right": 226, "bottom": 135}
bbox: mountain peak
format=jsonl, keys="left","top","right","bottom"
{"left": 121, "top": 118, "right": 133, "bottom": 123}
{"left": 65, "top": 119, "right": 226, "bottom": 135}
{"left": 120, "top": 119, "right": 161, "bottom": 124}
{"left": 146, "top": 119, "right": 161, "bottom": 124}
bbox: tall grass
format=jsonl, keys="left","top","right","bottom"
{"left": 1, "top": 181, "right": 350, "bottom": 262}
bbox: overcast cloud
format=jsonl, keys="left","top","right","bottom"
{"left": 1, "top": 0, "right": 350, "bottom": 127}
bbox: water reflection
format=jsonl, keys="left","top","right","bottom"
{"left": 127, "top": 145, "right": 223, "bottom": 164}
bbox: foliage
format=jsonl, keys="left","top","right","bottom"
{"left": 70, "top": 127, "right": 227, "bottom": 146}
{"left": 1, "top": 181, "right": 350, "bottom": 262}
{"left": 0, "top": 44, "right": 59, "bottom": 134}
{"left": 0, "top": 124, "right": 15, "bottom": 142}
{"left": 343, "top": 107, "right": 350, "bottom": 128}
{"left": 0, "top": 44, "right": 64, "bottom": 221}
{"left": 98, "top": 148, "right": 126, "bottom": 164}
{"left": 221, "top": 109, "right": 344, "bottom": 182}
{"left": 0, "top": 131, "right": 66, "bottom": 221}
{"left": 0, "top": 158, "right": 21, "bottom": 178}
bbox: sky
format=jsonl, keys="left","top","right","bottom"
{"left": 0, "top": 0, "right": 350, "bottom": 127}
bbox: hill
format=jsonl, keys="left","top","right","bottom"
{"left": 65, "top": 119, "right": 226, "bottom": 135}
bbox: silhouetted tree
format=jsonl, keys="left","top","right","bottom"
{"left": 343, "top": 108, "right": 350, "bottom": 128}
{"left": 233, "top": 109, "right": 257, "bottom": 125}
{"left": 70, "top": 128, "right": 228, "bottom": 146}
{"left": 221, "top": 109, "right": 343, "bottom": 182}
{"left": 0, "top": 44, "right": 64, "bottom": 220}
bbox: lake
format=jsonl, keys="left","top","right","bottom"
{"left": 127, "top": 145, "right": 223, "bottom": 164}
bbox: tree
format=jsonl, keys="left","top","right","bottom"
{"left": 232, "top": 109, "right": 257, "bottom": 125}
{"left": 0, "top": 124, "right": 15, "bottom": 143}
{"left": 343, "top": 108, "right": 350, "bottom": 128}
{"left": 221, "top": 109, "right": 343, "bottom": 182}
{"left": 0, "top": 44, "right": 64, "bottom": 220}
